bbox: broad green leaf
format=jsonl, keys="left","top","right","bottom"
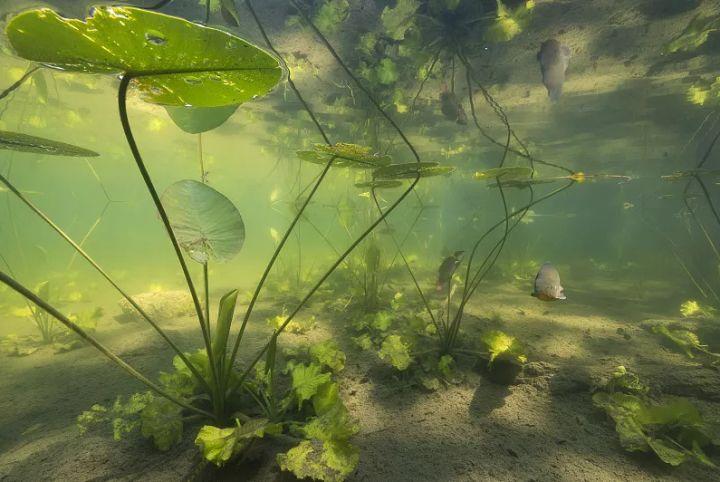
{"left": 379, "top": 334, "right": 411, "bottom": 370}
{"left": 474, "top": 166, "right": 534, "bottom": 181}
{"left": 373, "top": 162, "right": 455, "bottom": 180}
{"left": 161, "top": 180, "right": 245, "bottom": 263}
{"left": 313, "top": 382, "right": 340, "bottom": 415}
{"left": 376, "top": 58, "right": 398, "bottom": 85}
{"left": 0, "top": 130, "right": 98, "bottom": 157}
{"left": 212, "top": 289, "right": 238, "bottom": 366}
{"left": 195, "top": 418, "right": 271, "bottom": 467}
{"left": 5, "top": 7, "right": 282, "bottom": 107}
{"left": 140, "top": 396, "right": 183, "bottom": 451}
{"left": 648, "top": 438, "right": 688, "bottom": 466}
{"left": 381, "top": 0, "right": 419, "bottom": 41}
{"left": 165, "top": 104, "right": 239, "bottom": 134}
{"left": 303, "top": 401, "right": 358, "bottom": 442}
{"left": 289, "top": 363, "right": 332, "bottom": 408}
{"left": 277, "top": 439, "right": 359, "bottom": 482}
{"left": 310, "top": 340, "right": 346, "bottom": 373}
{"left": 297, "top": 143, "right": 392, "bottom": 169}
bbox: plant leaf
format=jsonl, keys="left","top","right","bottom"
{"left": 161, "top": 180, "right": 245, "bottom": 263}
{"left": 140, "top": 396, "right": 183, "bottom": 451}
{"left": 212, "top": 289, "right": 238, "bottom": 367}
{"left": 195, "top": 418, "right": 271, "bottom": 467}
{"left": 297, "top": 143, "right": 392, "bottom": 170}
{"left": 165, "top": 104, "right": 239, "bottom": 134}
{"left": 277, "top": 439, "right": 359, "bottom": 482}
{"left": 0, "top": 130, "right": 98, "bottom": 157}
{"left": 373, "top": 162, "right": 455, "bottom": 180}
{"left": 289, "top": 363, "right": 332, "bottom": 409}
{"left": 474, "top": 166, "right": 534, "bottom": 181}
{"left": 6, "top": 6, "right": 282, "bottom": 107}
{"left": 310, "top": 340, "right": 346, "bottom": 372}
{"left": 378, "top": 334, "right": 411, "bottom": 370}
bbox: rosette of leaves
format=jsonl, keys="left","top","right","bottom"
{"left": 593, "top": 369, "right": 719, "bottom": 467}
{"left": 479, "top": 330, "right": 527, "bottom": 384}
{"left": 297, "top": 143, "right": 392, "bottom": 169}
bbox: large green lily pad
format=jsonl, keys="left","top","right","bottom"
{"left": 474, "top": 166, "right": 534, "bottom": 181}
{"left": 161, "top": 180, "right": 245, "bottom": 263}
{"left": 165, "top": 105, "right": 239, "bottom": 134}
{"left": 373, "top": 162, "right": 455, "bottom": 180}
{"left": 0, "top": 130, "right": 98, "bottom": 157}
{"left": 5, "top": 6, "right": 282, "bottom": 107}
{"left": 296, "top": 143, "right": 392, "bottom": 169}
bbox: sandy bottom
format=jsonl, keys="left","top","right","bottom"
{"left": 1, "top": 278, "right": 719, "bottom": 482}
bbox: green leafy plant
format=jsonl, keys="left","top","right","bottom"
{"left": 651, "top": 324, "right": 720, "bottom": 364}
{"left": 1, "top": 2, "right": 425, "bottom": 478}
{"left": 593, "top": 368, "right": 719, "bottom": 467}
{"left": 666, "top": 14, "right": 720, "bottom": 54}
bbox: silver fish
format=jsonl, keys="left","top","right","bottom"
{"left": 537, "top": 39, "right": 571, "bottom": 102}
{"left": 436, "top": 250, "right": 464, "bottom": 292}
{"left": 531, "top": 262, "right": 566, "bottom": 301}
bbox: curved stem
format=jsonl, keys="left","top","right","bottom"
{"left": 117, "top": 76, "right": 218, "bottom": 392}
{"left": 0, "top": 66, "right": 39, "bottom": 103}
{"left": 0, "top": 173, "right": 211, "bottom": 393}
{"left": 0, "top": 270, "right": 212, "bottom": 419}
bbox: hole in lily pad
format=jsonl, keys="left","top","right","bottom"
{"left": 145, "top": 30, "right": 167, "bottom": 46}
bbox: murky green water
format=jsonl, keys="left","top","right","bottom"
{"left": 1, "top": 1, "right": 719, "bottom": 481}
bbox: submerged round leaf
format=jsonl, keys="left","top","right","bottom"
{"left": 161, "top": 180, "right": 245, "bottom": 263}
{"left": 353, "top": 179, "right": 402, "bottom": 189}
{"left": 296, "top": 143, "right": 392, "bottom": 169}
{"left": 474, "top": 166, "right": 534, "bottom": 181}
{"left": 5, "top": 7, "right": 282, "bottom": 107}
{"left": 373, "top": 162, "right": 455, "bottom": 180}
{"left": 165, "top": 105, "right": 239, "bottom": 134}
{"left": 0, "top": 130, "right": 98, "bottom": 157}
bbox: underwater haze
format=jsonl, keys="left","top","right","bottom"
{"left": 1, "top": 0, "right": 720, "bottom": 481}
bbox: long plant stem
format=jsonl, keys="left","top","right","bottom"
{"left": 0, "top": 270, "right": 212, "bottom": 418}
{"left": 227, "top": 0, "right": 424, "bottom": 394}
{"left": 0, "top": 66, "right": 39, "bottom": 103}
{"left": 0, "top": 173, "right": 211, "bottom": 393}
{"left": 117, "top": 76, "right": 219, "bottom": 394}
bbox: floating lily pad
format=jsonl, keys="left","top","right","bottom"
{"left": 296, "top": 143, "right": 392, "bottom": 169}
{"left": 0, "top": 130, "right": 98, "bottom": 157}
{"left": 161, "top": 180, "right": 245, "bottom": 263}
{"left": 661, "top": 169, "right": 720, "bottom": 181}
{"left": 373, "top": 162, "right": 455, "bottom": 180}
{"left": 165, "top": 105, "right": 239, "bottom": 134}
{"left": 354, "top": 180, "right": 403, "bottom": 189}
{"left": 474, "top": 166, "right": 534, "bottom": 181}
{"left": 5, "top": 6, "right": 282, "bottom": 107}
{"left": 489, "top": 178, "right": 558, "bottom": 189}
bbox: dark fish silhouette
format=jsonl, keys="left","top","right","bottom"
{"left": 440, "top": 86, "right": 468, "bottom": 125}
{"left": 531, "top": 262, "right": 566, "bottom": 301}
{"left": 537, "top": 39, "right": 571, "bottom": 102}
{"left": 436, "top": 251, "right": 465, "bottom": 292}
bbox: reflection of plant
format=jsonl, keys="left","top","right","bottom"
{"left": 593, "top": 367, "right": 719, "bottom": 467}
{"left": 680, "top": 299, "right": 715, "bottom": 318}
{"left": 666, "top": 14, "right": 720, "bottom": 54}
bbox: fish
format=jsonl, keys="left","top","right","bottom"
{"left": 537, "top": 39, "right": 571, "bottom": 102}
{"left": 531, "top": 262, "right": 566, "bottom": 301}
{"left": 436, "top": 250, "right": 464, "bottom": 292}
{"left": 440, "top": 85, "right": 468, "bottom": 125}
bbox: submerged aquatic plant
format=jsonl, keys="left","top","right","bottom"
{"left": 651, "top": 324, "right": 720, "bottom": 364}
{"left": 593, "top": 367, "right": 719, "bottom": 467}
{"left": 0, "top": 1, "right": 428, "bottom": 478}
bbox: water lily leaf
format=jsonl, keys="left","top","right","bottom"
{"left": 289, "top": 362, "right": 332, "bottom": 409}
{"left": 480, "top": 330, "right": 527, "bottom": 365}
{"left": 378, "top": 334, "right": 411, "bottom": 370}
{"left": 161, "top": 180, "right": 245, "bottom": 263}
{"left": 310, "top": 340, "right": 346, "bottom": 373}
{"left": 6, "top": 6, "right": 282, "bottom": 107}
{"left": 165, "top": 104, "right": 239, "bottom": 134}
{"left": 297, "top": 143, "right": 392, "bottom": 169}
{"left": 474, "top": 166, "right": 533, "bottom": 181}
{"left": 661, "top": 169, "right": 720, "bottom": 181}
{"left": 354, "top": 179, "right": 402, "bottom": 189}
{"left": 140, "top": 396, "right": 183, "bottom": 451}
{"left": 277, "top": 439, "right": 359, "bottom": 482}
{"left": 381, "top": 0, "right": 419, "bottom": 41}
{"left": 195, "top": 418, "right": 272, "bottom": 467}
{"left": 489, "top": 178, "right": 557, "bottom": 189}
{"left": 0, "top": 130, "right": 98, "bottom": 157}
{"left": 373, "top": 162, "right": 455, "bottom": 180}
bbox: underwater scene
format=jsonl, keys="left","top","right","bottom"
{"left": 1, "top": 0, "right": 720, "bottom": 480}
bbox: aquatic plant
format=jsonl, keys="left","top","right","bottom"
{"left": 0, "top": 1, "right": 431, "bottom": 477}
{"left": 593, "top": 368, "right": 719, "bottom": 467}
{"left": 666, "top": 13, "right": 720, "bottom": 54}
{"left": 651, "top": 324, "right": 720, "bottom": 364}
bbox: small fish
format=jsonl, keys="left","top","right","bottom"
{"left": 436, "top": 250, "right": 464, "bottom": 292}
{"left": 531, "top": 262, "right": 566, "bottom": 301}
{"left": 537, "top": 39, "right": 571, "bottom": 102}
{"left": 440, "top": 85, "right": 468, "bottom": 125}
